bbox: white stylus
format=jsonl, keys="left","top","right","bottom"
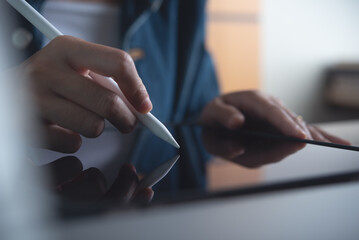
{"left": 7, "top": 0, "right": 180, "bottom": 149}
{"left": 136, "top": 155, "right": 180, "bottom": 191}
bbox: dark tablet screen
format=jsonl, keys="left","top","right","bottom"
{"left": 33, "top": 124, "right": 359, "bottom": 218}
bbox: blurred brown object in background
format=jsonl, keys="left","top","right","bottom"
{"left": 325, "top": 64, "right": 359, "bottom": 108}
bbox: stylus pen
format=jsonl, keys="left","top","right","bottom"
{"left": 136, "top": 155, "right": 180, "bottom": 191}
{"left": 7, "top": 0, "right": 180, "bottom": 149}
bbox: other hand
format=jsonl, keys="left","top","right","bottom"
{"left": 199, "top": 90, "right": 350, "bottom": 145}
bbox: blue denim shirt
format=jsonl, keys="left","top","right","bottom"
{"left": 17, "top": 0, "right": 219, "bottom": 124}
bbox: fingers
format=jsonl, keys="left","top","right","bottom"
{"left": 23, "top": 36, "right": 153, "bottom": 153}
{"left": 200, "top": 90, "right": 350, "bottom": 146}
{"left": 222, "top": 91, "right": 307, "bottom": 139}
{"left": 38, "top": 94, "right": 105, "bottom": 138}
{"left": 45, "top": 70, "right": 137, "bottom": 133}
{"left": 199, "top": 98, "right": 245, "bottom": 129}
{"left": 201, "top": 91, "right": 349, "bottom": 146}
{"left": 257, "top": 96, "right": 350, "bottom": 145}
{"left": 307, "top": 125, "right": 329, "bottom": 142}
{"left": 50, "top": 36, "right": 152, "bottom": 113}
{"left": 308, "top": 125, "right": 351, "bottom": 145}
{"left": 271, "top": 98, "right": 313, "bottom": 140}
{"left": 42, "top": 124, "right": 82, "bottom": 153}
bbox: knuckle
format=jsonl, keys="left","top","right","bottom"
{"left": 71, "top": 135, "right": 82, "bottom": 152}
{"left": 268, "top": 102, "right": 279, "bottom": 111}
{"left": 264, "top": 103, "right": 281, "bottom": 119}
{"left": 270, "top": 95, "right": 281, "bottom": 103}
{"left": 25, "top": 64, "right": 50, "bottom": 88}
{"left": 102, "top": 94, "right": 121, "bottom": 118}
{"left": 26, "top": 63, "right": 45, "bottom": 80}
{"left": 66, "top": 134, "right": 82, "bottom": 153}
{"left": 115, "top": 51, "right": 134, "bottom": 70}
{"left": 25, "top": 53, "right": 49, "bottom": 77}
{"left": 120, "top": 51, "right": 133, "bottom": 65}
{"left": 250, "top": 90, "right": 264, "bottom": 99}
{"left": 271, "top": 105, "right": 282, "bottom": 116}
{"left": 83, "top": 117, "right": 104, "bottom": 138}
{"left": 212, "top": 97, "right": 222, "bottom": 106}
{"left": 120, "top": 118, "right": 136, "bottom": 134}
{"left": 130, "top": 85, "right": 148, "bottom": 103}
{"left": 227, "top": 105, "right": 240, "bottom": 116}
{"left": 207, "top": 100, "right": 218, "bottom": 111}
{"left": 100, "top": 93, "right": 137, "bottom": 133}
{"left": 49, "top": 35, "right": 74, "bottom": 47}
{"left": 47, "top": 36, "right": 81, "bottom": 59}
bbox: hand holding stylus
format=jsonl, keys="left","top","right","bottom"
{"left": 7, "top": 0, "right": 179, "bottom": 152}
{"left": 13, "top": 36, "right": 151, "bottom": 153}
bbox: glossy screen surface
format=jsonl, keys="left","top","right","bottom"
{"left": 32, "top": 125, "right": 359, "bottom": 218}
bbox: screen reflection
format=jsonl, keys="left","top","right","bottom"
{"left": 202, "top": 128, "right": 306, "bottom": 168}
{"left": 36, "top": 124, "right": 359, "bottom": 219}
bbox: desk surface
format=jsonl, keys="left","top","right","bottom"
{"left": 319, "top": 119, "right": 359, "bottom": 145}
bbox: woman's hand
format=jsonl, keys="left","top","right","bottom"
{"left": 199, "top": 90, "right": 350, "bottom": 145}
{"left": 13, "top": 36, "right": 152, "bottom": 153}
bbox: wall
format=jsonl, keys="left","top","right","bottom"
{"left": 206, "top": 0, "right": 260, "bottom": 93}
{"left": 261, "top": 0, "right": 359, "bottom": 123}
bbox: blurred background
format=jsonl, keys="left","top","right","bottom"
{"left": 206, "top": 0, "right": 359, "bottom": 124}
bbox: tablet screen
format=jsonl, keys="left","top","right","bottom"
{"left": 33, "top": 124, "right": 359, "bottom": 218}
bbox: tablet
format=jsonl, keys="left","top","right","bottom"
{"left": 37, "top": 124, "right": 359, "bottom": 218}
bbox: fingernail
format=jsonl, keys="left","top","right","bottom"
{"left": 139, "top": 97, "right": 152, "bottom": 113}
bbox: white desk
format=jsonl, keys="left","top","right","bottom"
{"left": 318, "top": 119, "right": 359, "bottom": 146}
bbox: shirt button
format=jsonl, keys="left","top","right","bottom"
{"left": 11, "top": 28, "right": 33, "bottom": 50}
{"left": 129, "top": 48, "right": 145, "bottom": 61}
